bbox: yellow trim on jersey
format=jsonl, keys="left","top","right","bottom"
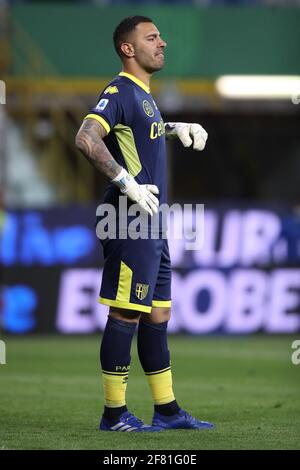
{"left": 114, "top": 124, "right": 142, "bottom": 177}
{"left": 84, "top": 113, "right": 111, "bottom": 134}
{"left": 116, "top": 261, "right": 132, "bottom": 303}
{"left": 152, "top": 300, "right": 172, "bottom": 308}
{"left": 99, "top": 297, "right": 151, "bottom": 314}
{"left": 119, "top": 72, "right": 150, "bottom": 94}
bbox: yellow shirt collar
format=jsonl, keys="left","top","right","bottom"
{"left": 119, "top": 72, "right": 150, "bottom": 94}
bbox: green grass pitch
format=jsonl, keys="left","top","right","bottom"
{"left": 0, "top": 335, "right": 299, "bottom": 450}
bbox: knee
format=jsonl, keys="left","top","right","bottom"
{"left": 159, "top": 308, "right": 171, "bottom": 323}
{"left": 109, "top": 307, "right": 141, "bottom": 324}
{"left": 142, "top": 307, "right": 171, "bottom": 324}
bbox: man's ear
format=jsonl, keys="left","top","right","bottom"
{"left": 120, "top": 42, "right": 135, "bottom": 58}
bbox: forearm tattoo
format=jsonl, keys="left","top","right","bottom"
{"left": 75, "top": 119, "right": 122, "bottom": 180}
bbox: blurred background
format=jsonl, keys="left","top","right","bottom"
{"left": 0, "top": 0, "right": 300, "bottom": 335}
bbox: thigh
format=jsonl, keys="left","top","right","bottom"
{"left": 99, "top": 237, "right": 164, "bottom": 314}
{"left": 152, "top": 239, "right": 172, "bottom": 310}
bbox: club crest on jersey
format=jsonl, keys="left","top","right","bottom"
{"left": 95, "top": 98, "right": 109, "bottom": 111}
{"left": 135, "top": 283, "right": 149, "bottom": 300}
{"left": 143, "top": 100, "right": 154, "bottom": 118}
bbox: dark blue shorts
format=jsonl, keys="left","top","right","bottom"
{"left": 99, "top": 237, "right": 171, "bottom": 313}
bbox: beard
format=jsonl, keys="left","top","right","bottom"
{"left": 136, "top": 52, "right": 165, "bottom": 73}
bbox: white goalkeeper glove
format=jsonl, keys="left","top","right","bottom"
{"left": 112, "top": 168, "right": 159, "bottom": 216}
{"left": 165, "top": 122, "right": 208, "bottom": 151}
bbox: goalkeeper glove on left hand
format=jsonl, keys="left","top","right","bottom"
{"left": 165, "top": 122, "right": 208, "bottom": 151}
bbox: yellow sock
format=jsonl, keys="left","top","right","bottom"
{"left": 145, "top": 368, "right": 175, "bottom": 405}
{"left": 102, "top": 371, "right": 128, "bottom": 408}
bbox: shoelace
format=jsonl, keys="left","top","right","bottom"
{"left": 188, "top": 415, "right": 209, "bottom": 426}
{"left": 183, "top": 412, "right": 199, "bottom": 425}
{"left": 123, "top": 413, "right": 145, "bottom": 428}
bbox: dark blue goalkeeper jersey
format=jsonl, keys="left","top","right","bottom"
{"left": 85, "top": 72, "right": 167, "bottom": 207}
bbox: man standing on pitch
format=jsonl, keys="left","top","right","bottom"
{"left": 76, "top": 16, "right": 213, "bottom": 432}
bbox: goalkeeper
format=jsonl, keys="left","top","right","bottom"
{"left": 76, "top": 15, "right": 213, "bottom": 433}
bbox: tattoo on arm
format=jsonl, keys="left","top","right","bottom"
{"left": 75, "top": 119, "right": 122, "bottom": 180}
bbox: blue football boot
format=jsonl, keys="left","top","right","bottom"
{"left": 152, "top": 409, "right": 214, "bottom": 430}
{"left": 100, "top": 410, "right": 162, "bottom": 432}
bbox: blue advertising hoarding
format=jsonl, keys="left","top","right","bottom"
{"left": 1, "top": 204, "right": 300, "bottom": 334}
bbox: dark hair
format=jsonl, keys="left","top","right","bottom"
{"left": 113, "top": 16, "right": 153, "bottom": 57}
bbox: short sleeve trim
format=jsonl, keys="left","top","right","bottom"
{"left": 84, "top": 114, "right": 111, "bottom": 134}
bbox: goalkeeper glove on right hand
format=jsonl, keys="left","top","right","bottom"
{"left": 112, "top": 168, "right": 159, "bottom": 216}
